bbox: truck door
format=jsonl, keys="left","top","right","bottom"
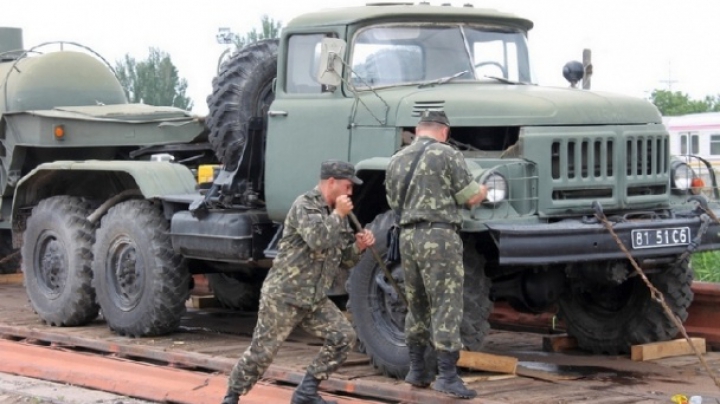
{"left": 265, "top": 32, "right": 353, "bottom": 220}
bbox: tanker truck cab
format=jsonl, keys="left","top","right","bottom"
{"left": 265, "top": 4, "right": 535, "bottom": 222}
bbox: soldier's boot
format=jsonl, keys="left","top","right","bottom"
{"left": 404, "top": 345, "right": 433, "bottom": 387}
{"left": 433, "top": 350, "right": 477, "bottom": 399}
{"left": 220, "top": 388, "right": 239, "bottom": 404}
{"left": 290, "top": 371, "right": 337, "bottom": 404}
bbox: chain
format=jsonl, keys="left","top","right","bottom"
{"left": 594, "top": 209, "right": 720, "bottom": 389}
{"left": 0, "top": 251, "right": 19, "bottom": 266}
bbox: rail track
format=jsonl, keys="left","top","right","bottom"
{"left": 1, "top": 281, "right": 720, "bottom": 403}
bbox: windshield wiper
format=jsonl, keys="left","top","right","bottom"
{"left": 417, "top": 70, "right": 470, "bottom": 88}
{"left": 483, "top": 75, "right": 526, "bottom": 85}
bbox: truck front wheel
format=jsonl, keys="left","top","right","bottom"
{"left": 92, "top": 200, "right": 189, "bottom": 337}
{"left": 558, "top": 260, "right": 693, "bottom": 354}
{"left": 348, "top": 212, "right": 492, "bottom": 379}
{"left": 22, "top": 196, "right": 99, "bottom": 326}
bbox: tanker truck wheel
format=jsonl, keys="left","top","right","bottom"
{"left": 206, "top": 273, "right": 261, "bottom": 311}
{"left": 558, "top": 259, "right": 693, "bottom": 354}
{"left": 22, "top": 196, "right": 99, "bottom": 326}
{"left": 347, "top": 211, "right": 493, "bottom": 379}
{"left": 206, "top": 39, "right": 278, "bottom": 170}
{"left": 92, "top": 199, "right": 189, "bottom": 337}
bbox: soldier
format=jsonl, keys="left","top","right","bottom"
{"left": 385, "top": 110, "right": 487, "bottom": 399}
{"left": 221, "top": 160, "right": 375, "bottom": 404}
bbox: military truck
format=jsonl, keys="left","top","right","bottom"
{"left": 8, "top": 4, "right": 720, "bottom": 379}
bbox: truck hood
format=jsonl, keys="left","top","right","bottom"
{"left": 379, "top": 84, "right": 662, "bottom": 127}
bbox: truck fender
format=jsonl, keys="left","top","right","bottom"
{"left": 12, "top": 160, "right": 197, "bottom": 238}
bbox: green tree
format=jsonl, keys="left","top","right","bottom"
{"left": 115, "top": 48, "right": 193, "bottom": 110}
{"left": 650, "top": 89, "right": 713, "bottom": 116}
{"left": 232, "top": 15, "right": 282, "bottom": 50}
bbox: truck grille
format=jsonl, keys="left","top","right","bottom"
{"left": 625, "top": 136, "right": 668, "bottom": 177}
{"left": 550, "top": 134, "right": 669, "bottom": 202}
{"left": 551, "top": 139, "right": 614, "bottom": 180}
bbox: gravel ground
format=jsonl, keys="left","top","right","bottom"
{"left": 0, "top": 372, "right": 154, "bottom": 404}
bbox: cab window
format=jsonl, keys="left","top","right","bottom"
{"left": 286, "top": 34, "right": 328, "bottom": 94}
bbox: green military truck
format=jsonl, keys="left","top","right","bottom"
{"left": 6, "top": 4, "right": 720, "bottom": 379}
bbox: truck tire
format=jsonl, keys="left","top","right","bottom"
{"left": 206, "top": 39, "right": 278, "bottom": 170}
{"left": 92, "top": 199, "right": 189, "bottom": 337}
{"left": 347, "top": 212, "right": 493, "bottom": 378}
{"left": 558, "top": 259, "right": 693, "bottom": 354}
{"left": 0, "top": 231, "right": 20, "bottom": 274}
{"left": 206, "top": 273, "right": 261, "bottom": 311}
{"left": 22, "top": 196, "right": 99, "bottom": 326}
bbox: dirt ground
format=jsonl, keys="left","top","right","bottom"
{"left": 0, "top": 372, "right": 153, "bottom": 404}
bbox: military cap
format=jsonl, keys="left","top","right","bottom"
{"left": 321, "top": 160, "right": 363, "bottom": 185}
{"left": 419, "top": 110, "right": 450, "bottom": 126}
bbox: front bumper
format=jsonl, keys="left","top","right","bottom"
{"left": 486, "top": 211, "right": 720, "bottom": 265}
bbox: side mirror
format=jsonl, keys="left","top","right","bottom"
{"left": 316, "top": 38, "right": 347, "bottom": 87}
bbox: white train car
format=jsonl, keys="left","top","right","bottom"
{"left": 665, "top": 112, "right": 720, "bottom": 196}
{"left": 665, "top": 112, "right": 720, "bottom": 165}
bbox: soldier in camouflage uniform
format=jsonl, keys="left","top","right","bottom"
{"left": 385, "top": 111, "right": 486, "bottom": 399}
{"left": 221, "top": 160, "right": 375, "bottom": 404}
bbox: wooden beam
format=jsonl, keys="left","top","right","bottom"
{"left": 185, "top": 295, "right": 219, "bottom": 309}
{"left": 542, "top": 334, "right": 578, "bottom": 353}
{"left": 0, "top": 273, "right": 23, "bottom": 285}
{"left": 458, "top": 351, "right": 518, "bottom": 374}
{"left": 631, "top": 338, "right": 706, "bottom": 361}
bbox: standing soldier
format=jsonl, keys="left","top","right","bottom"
{"left": 385, "top": 111, "right": 486, "bottom": 399}
{"left": 221, "top": 160, "right": 375, "bottom": 404}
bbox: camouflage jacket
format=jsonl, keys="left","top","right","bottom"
{"left": 385, "top": 137, "right": 481, "bottom": 226}
{"left": 262, "top": 187, "right": 361, "bottom": 308}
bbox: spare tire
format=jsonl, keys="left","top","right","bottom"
{"left": 206, "top": 40, "right": 278, "bottom": 170}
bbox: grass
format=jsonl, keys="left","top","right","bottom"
{"left": 692, "top": 251, "right": 720, "bottom": 283}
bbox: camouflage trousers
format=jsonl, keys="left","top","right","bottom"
{"left": 400, "top": 227, "right": 464, "bottom": 352}
{"left": 228, "top": 292, "right": 356, "bottom": 395}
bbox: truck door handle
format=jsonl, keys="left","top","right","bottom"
{"left": 268, "top": 110, "right": 288, "bottom": 117}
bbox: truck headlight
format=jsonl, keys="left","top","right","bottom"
{"left": 671, "top": 161, "right": 696, "bottom": 193}
{"left": 480, "top": 171, "right": 508, "bottom": 204}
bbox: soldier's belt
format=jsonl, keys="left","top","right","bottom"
{"left": 400, "top": 222, "right": 458, "bottom": 232}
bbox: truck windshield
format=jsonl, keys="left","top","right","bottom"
{"left": 350, "top": 24, "right": 534, "bottom": 88}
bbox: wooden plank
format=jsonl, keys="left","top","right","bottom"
{"left": 0, "top": 273, "right": 22, "bottom": 285}
{"left": 542, "top": 334, "right": 577, "bottom": 353}
{"left": 461, "top": 374, "right": 517, "bottom": 384}
{"left": 457, "top": 351, "right": 518, "bottom": 374}
{"left": 631, "top": 338, "right": 706, "bottom": 361}
{"left": 515, "top": 365, "right": 583, "bottom": 381}
{"left": 185, "top": 295, "right": 219, "bottom": 309}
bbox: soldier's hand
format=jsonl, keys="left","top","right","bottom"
{"left": 334, "top": 195, "right": 353, "bottom": 217}
{"left": 467, "top": 184, "right": 488, "bottom": 207}
{"left": 355, "top": 229, "right": 375, "bottom": 251}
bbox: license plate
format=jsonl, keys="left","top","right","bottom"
{"left": 631, "top": 227, "right": 691, "bottom": 249}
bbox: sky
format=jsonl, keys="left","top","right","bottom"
{"left": 2, "top": 0, "right": 720, "bottom": 116}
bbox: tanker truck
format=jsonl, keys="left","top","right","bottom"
{"left": 8, "top": 3, "right": 720, "bottom": 380}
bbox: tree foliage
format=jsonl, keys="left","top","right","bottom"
{"left": 232, "top": 15, "right": 282, "bottom": 50}
{"left": 650, "top": 89, "right": 720, "bottom": 116}
{"left": 115, "top": 48, "right": 193, "bottom": 110}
